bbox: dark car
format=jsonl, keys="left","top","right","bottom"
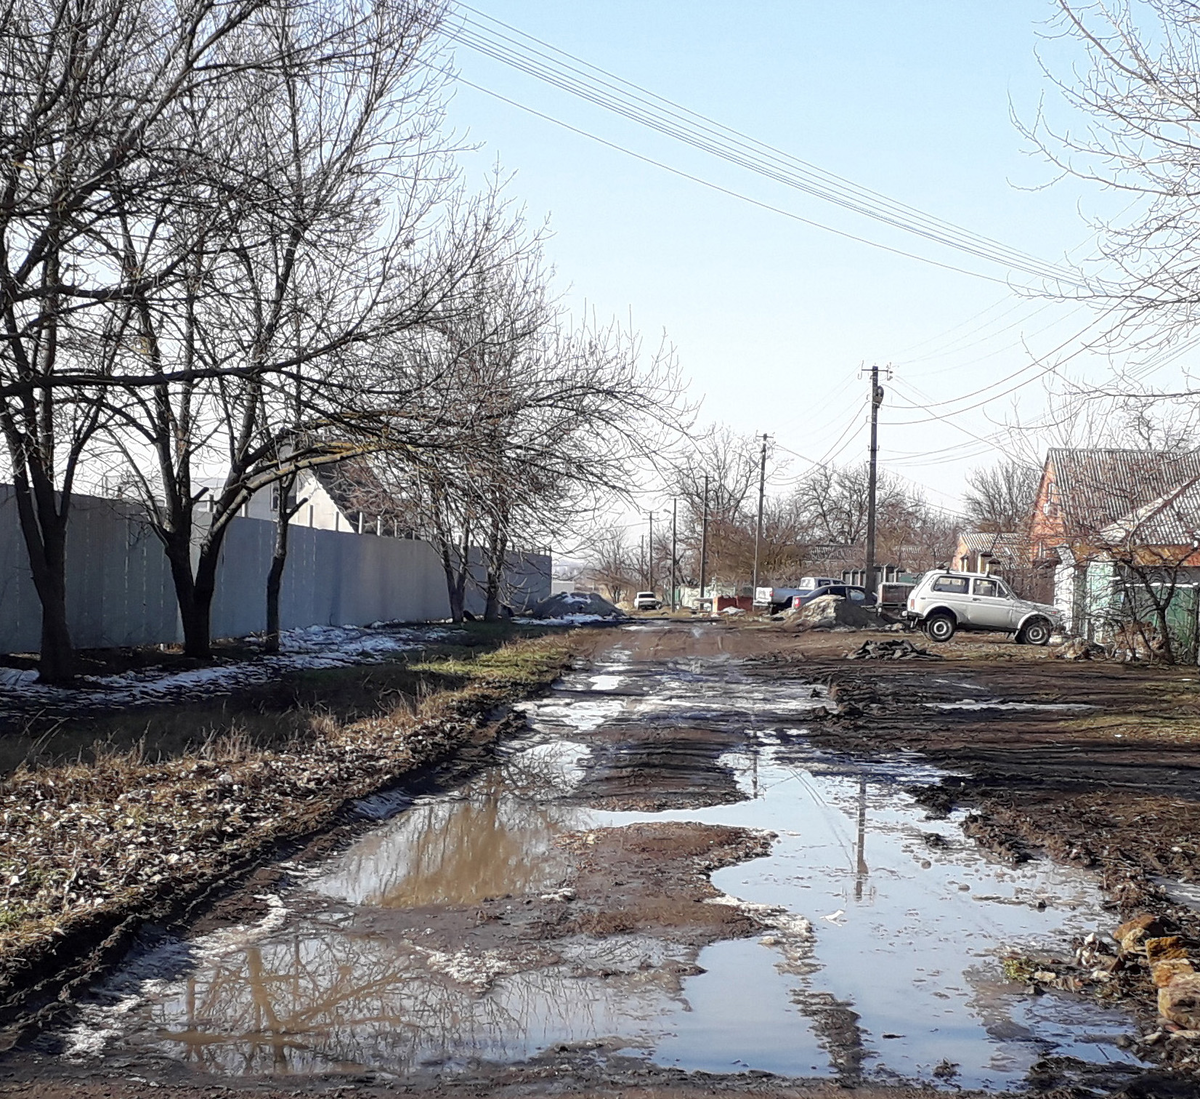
{"left": 791, "top": 584, "right": 877, "bottom": 609}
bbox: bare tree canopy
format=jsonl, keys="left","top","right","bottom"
{"left": 963, "top": 460, "right": 1040, "bottom": 532}
{"left": 1033, "top": 0, "right": 1200, "bottom": 343}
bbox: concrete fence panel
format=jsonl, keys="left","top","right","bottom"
{"left": 0, "top": 484, "right": 551, "bottom": 655}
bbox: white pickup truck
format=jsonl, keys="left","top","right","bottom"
{"left": 633, "top": 591, "right": 663, "bottom": 611}
{"left": 755, "top": 577, "right": 840, "bottom": 613}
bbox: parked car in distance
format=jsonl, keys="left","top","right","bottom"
{"left": 756, "top": 576, "right": 844, "bottom": 612}
{"left": 633, "top": 591, "right": 663, "bottom": 611}
{"left": 791, "top": 584, "right": 877, "bottom": 608}
{"left": 903, "top": 569, "right": 1061, "bottom": 644}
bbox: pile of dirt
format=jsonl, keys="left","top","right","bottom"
{"left": 785, "top": 594, "right": 882, "bottom": 630}
{"left": 524, "top": 592, "right": 625, "bottom": 619}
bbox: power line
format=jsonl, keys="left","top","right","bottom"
{"left": 448, "top": 6, "right": 1094, "bottom": 290}
{"left": 882, "top": 310, "right": 1120, "bottom": 424}
{"left": 440, "top": 68, "right": 1017, "bottom": 286}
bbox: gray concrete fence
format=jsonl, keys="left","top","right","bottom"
{"left": 0, "top": 484, "right": 550, "bottom": 654}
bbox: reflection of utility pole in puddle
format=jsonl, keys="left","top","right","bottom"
{"left": 854, "top": 775, "right": 870, "bottom": 903}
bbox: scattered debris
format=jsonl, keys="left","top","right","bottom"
{"left": 846, "top": 638, "right": 942, "bottom": 660}
{"left": 1054, "top": 637, "right": 1109, "bottom": 661}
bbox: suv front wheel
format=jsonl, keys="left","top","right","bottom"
{"left": 1017, "top": 617, "right": 1052, "bottom": 646}
{"left": 924, "top": 612, "right": 956, "bottom": 642}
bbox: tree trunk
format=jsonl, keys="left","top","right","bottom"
{"left": 440, "top": 544, "right": 468, "bottom": 622}
{"left": 264, "top": 534, "right": 289, "bottom": 653}
{"left": 484, "top": 518, "right": 507, "bottom": 621}
{"left": 187, "top": 546, "right": 221, "bottom": 658}
{"left": 264, "top": 476, "right": 298, "bottom": 654}
{"left": 6, "top": 466, "right": 75, "bottom": 684}
{"left": 438, "top": 527, "right": 471, "bottom": 623}
{"left": 160, "top": 520, "right": 226, "bottom": 660}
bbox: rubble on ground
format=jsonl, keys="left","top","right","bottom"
{"left": 784, "top": 594, "right": 881, "bottom": 630}
{"left": 1001, "top": 911, "right": 1200, "bottom": 1060}
{"left": 1054, "top": 637, "right": 1109, "bottom": 661}
{"left": 524, "top": 592, "right": 625, "bottom": 621}
{"left": 846, "top": 638, "right": 942, "bottom": 661}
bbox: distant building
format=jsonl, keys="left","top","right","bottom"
{"left": 953, "top": 530, "right": 1026, "bottom": 574}
{"left": 1029, "top": 448, "right": 1200, "bottom": 648}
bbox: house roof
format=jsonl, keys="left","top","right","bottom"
{"left": 1101, "top": 475, "right": 1200, "bottom": 549}
{"left": 311, "top": 458, "right": 394, "bottom": 522}
{"left": 1046, "top": 447, "right": 1200, "bottom": 531}
{"left": 957, "top": 530, "right": 1026, "bottom": 558}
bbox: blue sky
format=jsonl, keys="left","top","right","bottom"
{"left": 439, "top": 1, "right": 1150, "bottom": 524}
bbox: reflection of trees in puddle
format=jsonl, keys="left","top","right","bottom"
{"left": 315, "top": 761, "right": 589, "bottom": 908}
{"left": 145, "top": 930, "right": 679, "bottom": 1075}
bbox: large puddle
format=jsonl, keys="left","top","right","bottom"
{"left": 62, "top": 628, "right": 1147, "bottom": 1090}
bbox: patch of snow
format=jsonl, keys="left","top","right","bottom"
{"left": 0, "top": 622, "right": 469, "bottom": 716}
{"left": 926, "top": 699, "right": 1098, "bottom": 712}
{"left": 589, "top": 673, "right": 622, "bottom": 692}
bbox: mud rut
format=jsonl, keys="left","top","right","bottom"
{"left": 5, "top": 622, "right": 1195, "bottom": 1099}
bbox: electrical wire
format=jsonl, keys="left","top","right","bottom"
{"left": 882, "top": 310, "right": 1119, "bottom": 423}
{"left": 441, "top": 69, "right": 1019, "bottom": 286}
{"left": 448, "top": 6, "right": 1094, "bottom": 290}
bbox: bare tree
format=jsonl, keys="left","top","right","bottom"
{"left": 792, "top": 462, "right": 907, "bottom": 549}
{"left": 667, "top": 427, "right": 768, "bottom": 585}
{"left": 0, "top": 0, "right": 289, "bottom": 681}
{"left": 791, "top": 462, "right": 957, "bottom": 575}
{"left": 356, "top": 199, "right": 688, "bottom": 622}
{"left": 1030, "top": 2, "right": 1200, "bottom": 339}
{"left": 96, "top": 0, "right": 495, "bottom": 657}
{"left": 963, "top": 460, "right": 1040, "bottom": 532}
{"left": 586, "top": 527, "right": 638, "bottom": 604}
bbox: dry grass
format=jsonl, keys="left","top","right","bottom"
{"left": 0, "top": 635, "right": 572, "bottom": 1013}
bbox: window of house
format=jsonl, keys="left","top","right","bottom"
{"left": 932, "top": 576, "right": 969, "bottom": 594}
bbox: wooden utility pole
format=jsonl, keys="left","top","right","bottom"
{"left": 699, "top": 474, "right": 709, "bottom": 601}
{"left": 751, "top": 433, "right": 769, "bottom": 599}
{"left": 670, "top": 498, "right": 678, "bottom": 610}
{"left": 865, "top": 364, "right": 887, "bottom": 595}
{"left": 647, "top": 511, "right": 655, "bottom": 592}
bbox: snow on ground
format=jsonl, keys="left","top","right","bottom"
{"left": 0, "top": 623, "right": 468, "bottom": 717}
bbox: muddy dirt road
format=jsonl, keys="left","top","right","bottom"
{"left": 6, "top": 621, "right": 1200, "bottom": 1099}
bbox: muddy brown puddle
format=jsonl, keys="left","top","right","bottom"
{"left": 54, "top": 625, "right": 1149, "bottom": 1091}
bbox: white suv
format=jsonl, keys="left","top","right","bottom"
{"left": 905, "top": 570, "right": 1061, "bottom": 644}
{"left": 633, "top": 591, "right": 662, "bottom": 611}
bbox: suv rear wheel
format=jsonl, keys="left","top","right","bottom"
{"left": 924, "top": 612, "right": 956, "bottom": 642}
{"left": 1018, "top": 617, "right": 1052, "bottom": 646}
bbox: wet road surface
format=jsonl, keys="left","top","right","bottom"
{"left": 47, "top": 624, "right": 1149, "bottom": 1092}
